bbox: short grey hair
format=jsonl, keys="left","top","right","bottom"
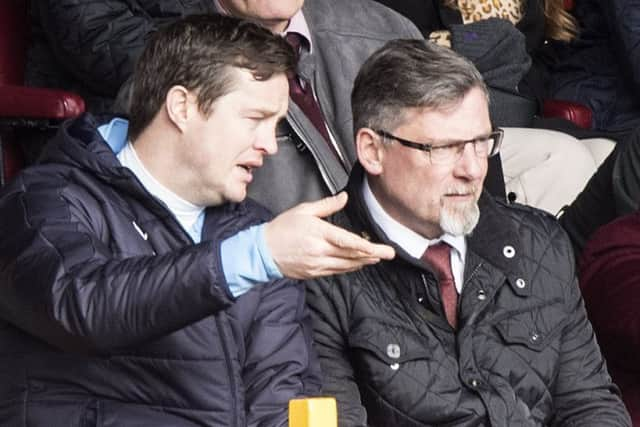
{"left": 351, "top": 39, "right": 488, "bottom": 134}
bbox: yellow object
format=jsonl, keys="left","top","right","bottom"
{"left": 289, "top": 397, "right": 337, "bottom": 427}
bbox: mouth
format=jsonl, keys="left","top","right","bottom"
{"left": 237, "top": 160, "right": 263, "bottom": 182}
{"left": 445, "top": 192, "right": 473, "bottom": 199}
{"left": 443, "top": 186, "right": 478, "bottom": 201}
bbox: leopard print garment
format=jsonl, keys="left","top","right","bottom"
{"left": 429, "top": 0, "right": 525, "bottom": 48}
{"left": 458, "top": 0, "right": 524, "bottom": 25}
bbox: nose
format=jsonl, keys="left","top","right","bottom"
{"left": 255, "top": 127, "right": 279, "bottom": 156}
{"left": 453, "top": 142, "right": 485, "bottom": 181}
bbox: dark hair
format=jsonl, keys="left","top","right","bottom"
{"left": 544, "top": 0, "right": 578, "bottom": 42}
{"left": 128, "top": 14, "right": 295, "bottom": 139}
{"left": 351, "top": 39, "right": 488, "bottom": 135}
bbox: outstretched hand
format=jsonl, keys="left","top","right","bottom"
{"left": 264, "top": 192, "right": 395, "bottom": 280}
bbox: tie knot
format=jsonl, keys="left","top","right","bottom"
{"left": 422, "top": 242, "right": 454, "bottom": 282}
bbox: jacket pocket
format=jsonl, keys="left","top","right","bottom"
{"left": 26, "top": 400, "right": 98, "bottom": 427}
{"left": 26, "top": 381, "right": 98, "bottom": 427}
{"left": 349, "top": 319, "right": 432, "bottom": 366}
{"left": 486, "top": 302, "right": 567, "bottom": 417}
{"left": 347, "top": 318, "right": 463, "bottom": 422}
{"left": 347, "top": 317, "right": 455, "bottom": 389}
{"left": 493, "top": 300, "right": 566, "bottom": 352}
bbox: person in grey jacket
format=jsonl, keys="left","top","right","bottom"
{"left": 306, "top": 39, "right": 631, "bottom": 426}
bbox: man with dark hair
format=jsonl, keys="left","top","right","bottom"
{"left": 0, "top": 14, "right": 394, "bottom": 426}
{"left": 306, "top": 39, "right": 631, "bottom": 426}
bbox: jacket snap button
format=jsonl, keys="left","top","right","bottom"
{"left": 387, "top": 344, "right": 401, "bottom": 359}
{"left": 390, "top": 363, "right": 400, "bottom": 370}
{"left": 516, "top": 278, "right": 526, "bottom": 289}
{"left": 470, "top": 379, "right": 480, "bottom": 388}
{"left": 531, "top": 333, "right": 540, "bottom": 342}
{"left": 477, "top": 290, "right": 486, "bottom": 301}
{"left": 503, "top": 245, "right": 516, "bottom": 258}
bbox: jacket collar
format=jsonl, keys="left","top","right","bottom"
{"left": 41, "top": 113, "right": 131, "bottom": 183}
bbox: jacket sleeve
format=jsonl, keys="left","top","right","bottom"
{"left": 606, "top": 0, "right": 640, "bottom": 95}
{"left": 306, "top": 275, "right": 368, "bottom": 427}
{"left": 0, "top": 178, "right": 235, "bottom": 354}
{"left": 241, "top": 280, "right": 322, "bottom": 427}
{"left": 548, "top": 227, "right": 632, "bottom": 426}
{"left": 34, "top": 0, "right": 158, "bottom": 96}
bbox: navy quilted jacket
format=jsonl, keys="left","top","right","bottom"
{"left": 307, "top": 163, "right": 630, "bottom": 426}
{"left": 0, "top": 113, "right": 321, "bottom": 426}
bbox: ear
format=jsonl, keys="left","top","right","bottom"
{"left": 356, "top": 128, "right": 385, "bottom": 176}
{"left": 165, "top": 85, "right": 193, "bottom": 133}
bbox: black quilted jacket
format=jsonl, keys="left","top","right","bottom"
{"left": 0, "top": 113, "right": 321, "bottom": 426}
{"left": 306, "top": 163, "right": 630, "bottom": 426}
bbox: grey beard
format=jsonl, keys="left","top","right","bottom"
{"left": 439, "top": 201, "right": 480, "bottom": 236}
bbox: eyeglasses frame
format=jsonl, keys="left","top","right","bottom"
{"left": 372, "top": 128, "right": 504, "bottom": 163}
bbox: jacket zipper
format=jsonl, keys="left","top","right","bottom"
{"left": 216, "top": 316, "right": 239, "bottom": 427}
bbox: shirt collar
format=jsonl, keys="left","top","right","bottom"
{"left": 285, "top": 9, "right": 313, "bottom": 53}
{"left": 213, "top": 1, "right": 312, "bottom": 52}
{"left": 362, "top": 177, "right": 466, "bottom": 260}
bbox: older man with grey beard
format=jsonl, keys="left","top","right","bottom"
{"left": 306, "top": 39, "right": 631, "bottom": 427}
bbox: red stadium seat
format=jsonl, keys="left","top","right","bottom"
{"left": 0, "top": 0, "right": 85, "bottom": 186}
{"left": 543, "top": 98, "right": 593, "bottom": 130}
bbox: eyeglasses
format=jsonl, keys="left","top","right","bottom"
{"left": 373, "top": 128, "right": 503, "bottom": 165}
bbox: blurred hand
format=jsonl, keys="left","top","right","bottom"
{"left": 265, "top": 192, "right": 395, "bottom": 279}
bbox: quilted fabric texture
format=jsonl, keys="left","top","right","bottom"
{"left": 307, "top": 163, "right": 630, "bottom": 426}
{"left": 0, "top": 113, "right": 321, "bottom": 426}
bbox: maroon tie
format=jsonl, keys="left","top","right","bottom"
{"left": 284, "top": 33, "right": 334, "bottom": 149}
{"left": 422, "top": 242, "right": 458, "bottom": 328}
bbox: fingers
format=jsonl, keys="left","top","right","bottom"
{"left": 302, "top": 256, "right": 383, "bottom": 279}
{"left": 265, "top": 195, "right": 396, "bottom": 280}
{"left": 289, "top": 192, "right": 348, "bottom": 218}
{"left": 322, "top": 222, "right": 395, "bottom": 260}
